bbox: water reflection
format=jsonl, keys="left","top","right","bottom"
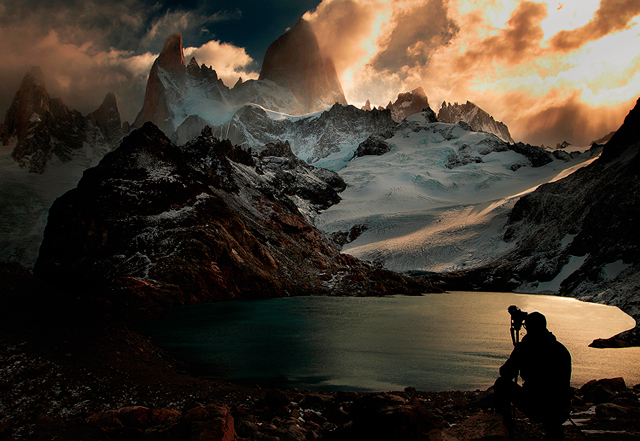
{"left": 142, "top": 292, "right": 639, "bottom": 392}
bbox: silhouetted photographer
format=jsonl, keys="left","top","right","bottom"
{"left": 494, "top": 307, "right": 572, "bottom": 441}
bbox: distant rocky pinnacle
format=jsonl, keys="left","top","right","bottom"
{"left": 88, "top": 92, "right": 123, "bottom": 148}
{"left": 133, "top": 33, "right": 184, "bottom": 138}
{"left": 134, "top": 25, "right": 349, "bottom": 142}
{"left": 438, "top": 101, "right": 515, "bottom": 143}
{"left": 1, "top": 67, "right": 122, "bottom": 173}
{"left": 386, "top": 87, "right": 431, "bottom": 122}
{"left": 259, "top": 18, "right": 347, "bottom": 113}
{"left": 157, "top": 32, "right": 186, "bottom": 74}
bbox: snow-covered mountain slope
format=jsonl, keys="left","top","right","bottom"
{"left": 427, "top": 98, "right": 640, "bottom": 345}
{"left": 176, "top": 103, "right": 397, "bottom": 167}
{"left": 317, "top": 112, "right": 597, "bottom": 273}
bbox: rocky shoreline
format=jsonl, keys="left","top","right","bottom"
{"left": 2, "top": 264, "right": 640, "bottom": 441}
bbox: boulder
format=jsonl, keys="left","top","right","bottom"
{"left": 579, "top": 377, "right": 627, "bottom": 404}
{"left": 442, "top": 413, "right": 509, "bottom": 441}
{"left": 326, "top": 393, "right": 445, "bottom": 441}
{"left": 595, "top": 403, "right": 640, "bottom": 419}
{"left": 184, "top": 404, "right": 235, "bottom": 441}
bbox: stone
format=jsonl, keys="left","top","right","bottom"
{"left": 266, "top": 389, "right": 292, "bottom": 408}
{"left": 85, "top": 406, "right": 181, "bottom": 431}
{"left": 580, "top": 377, "right": 627, "bottom": 404}
{"left": 442, "top": 413, "right": 509, "bottom": 441}
{"left": 595, "top": 403, "right": 640, "bottom": 419}
{"left": 184, "top": 404, "right": 235, "bottom": 441}
{"left": 329, "top": 393, "right": 445, "bottom": 441}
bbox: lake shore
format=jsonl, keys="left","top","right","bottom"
{"left": 2, "top": 264, "right": 639, "bottom": 440}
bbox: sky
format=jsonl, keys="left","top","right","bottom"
{"left": 0, "top": 0, "right": 639, "bottom": 147}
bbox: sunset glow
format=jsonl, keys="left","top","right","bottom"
{"left": 0, "top": 0, "right": 638, "bottom": 146}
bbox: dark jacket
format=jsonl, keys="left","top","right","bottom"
{"left": 500, "top": 329, "right": 572, "bottom": 412}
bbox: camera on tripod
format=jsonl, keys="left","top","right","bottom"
{"left": 508, "top": 305, "right": 528, "bottom": 345}
{"left": 508, "top": 305, "right": 528, "bottom": 331}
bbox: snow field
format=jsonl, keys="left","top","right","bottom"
{"left": 317, "top": 118, "right": 595, "bottom": 274}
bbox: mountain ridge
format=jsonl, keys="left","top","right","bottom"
{"left": 1, "top": 67, "right": 123, "bottom": 173}
{"left": 438, "top": 100, "right": 515, "bottom": 143}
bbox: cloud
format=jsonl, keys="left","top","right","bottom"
{"left": 453, "top": 1, "right": 547, "bottom": 71}
{"left": 0, "top": 0, "right": 250, "bottom": 123}
{"left": 304, "top": 0, "right": 390, "bottom": 76}
{"left": 315, "top": 0, "right": 640, "bottom": 146}
{"left": 141, "top": 9, "right": 243, "bottom": 51}
{"left": 501, "top": 90, "right": 636, "bottom": 147}
{"left": 549, "top": 0, "right": 640, "bottom": 52}
{"left": 0, "top": 26, "right": 155, "bottom": 123}
{"left": 185, "top": 40, "right": 259, "bottom": 86}
{"left": 370, "top": 0, "right": 459, "bottom": 73}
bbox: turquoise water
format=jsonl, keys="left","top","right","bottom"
{"left": 141, "top": 292, "right": 639, "bottom": 392}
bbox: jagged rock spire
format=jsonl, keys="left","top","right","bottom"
{"left": 259, "top": 18, "right": 347, "bottom": 113}
{"left": 157, "top": 32, "right": 186, "bottom": 74}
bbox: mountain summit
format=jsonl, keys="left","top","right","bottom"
{"left": 259, "top": 19, "right": 347, "bottom": 113}
{"left": 133, "top": 32, "right": 187, "bottom": 137}
{"left": 157, "top": 32, "right": 186, "bottom": 74}
{"left": 1, "top": 67, "right": 122, "bottom": 173}
{"left": 438, "top": 101, "right": 515, "bottom": 143}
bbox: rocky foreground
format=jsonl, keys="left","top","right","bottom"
{"left": 2, "top": 265, "right": 640, "bottom": 441}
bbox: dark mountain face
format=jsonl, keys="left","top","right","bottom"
{"left": 34, "top": 123, "right": 434, "bottom": 314}
{"left": 259, "top": 18, "right": 347, "bottom": 113}
{"left": 432, "top": 97, "right": 640, "bottom": 344}
{"left": 2, "top": 67, "right": 86, "bottom": 173}
{"left": 1, "top": 68, "right": 123, "bottom": 173}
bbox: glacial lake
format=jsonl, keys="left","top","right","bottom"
{"left": 141, "top": 292, "right": 639, "bottom": 392}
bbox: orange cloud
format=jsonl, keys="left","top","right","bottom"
{"left": 492, "top": 89, "right": 636, "bottom": 146}
{"left": 455, "top": 1, "right": 547, "bottom": 71}
{"left": 549, "top": 0, "right": 640, "bottom": 52}
{"left": 304, "top": 0, "right": 390, "bottom": 76}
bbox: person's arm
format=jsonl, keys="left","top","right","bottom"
{"left": 499, "top": 344, "right": 522, "bottom": 380}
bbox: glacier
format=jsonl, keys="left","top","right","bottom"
{"left": 316, "top": 112, "right": 598, "bottom": 273}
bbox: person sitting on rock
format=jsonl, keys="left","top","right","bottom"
{"left": 493, "top": 311, "right": 572, "bottom": 440}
